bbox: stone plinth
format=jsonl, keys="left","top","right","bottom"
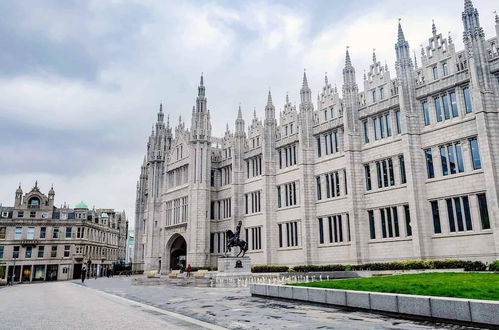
{"left": 217, "top": 257, "right": 251, "bottom": 277}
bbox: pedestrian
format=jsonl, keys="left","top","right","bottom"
{"left": 186, "top": 264, "right": 192, "bottom": 278}
{"left": 94, "top": 270, "right": 97, "bottom": 280}
{"left": 81, "top": 268, "right": 86, "bottom": 284}
{"left": 106, "top": 268, "right": 110, "bottom": 278}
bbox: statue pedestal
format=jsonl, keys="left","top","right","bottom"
{"left": 217, "top": 256, "right": 251, "bottom": 277}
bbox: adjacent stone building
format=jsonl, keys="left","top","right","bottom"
{"left": 0, "top": 183, "right": 128, "bottom": 282}
{"left": 134, "top": 0, "right": 499, "bottom": 273}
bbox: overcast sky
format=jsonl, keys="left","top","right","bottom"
{"left": 0, "top": 0, "right": 496, "bottom": 226}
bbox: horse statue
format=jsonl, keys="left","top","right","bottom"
{"left": 225, "top": 221, "right": 248, "bottom": 257}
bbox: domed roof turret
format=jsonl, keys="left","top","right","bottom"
{"left": 101, "top": 212, "right": 109, "bottom": 218}
{"left": 16, "top": 184, "right": 23, "bottom": 194}
{"left": 75, "top": 201, "right": 88, "bottom": 210}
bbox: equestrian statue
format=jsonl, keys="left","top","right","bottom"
{"left": 225, "top": 220, "right": 248, "bottom": 257}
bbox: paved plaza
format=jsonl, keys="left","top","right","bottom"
{"left": 0, "top": 277, "right": 480, "bottom": 329}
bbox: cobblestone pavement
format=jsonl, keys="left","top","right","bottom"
{"left": 0, "top": 281, "right": 224, "bottom": 330}
{"left": 73, "top": 277, "right": 478, "bottom": 330}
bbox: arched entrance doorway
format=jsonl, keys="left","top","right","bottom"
{"left": 169, "top": 235, "right": 187, "bottom": 271}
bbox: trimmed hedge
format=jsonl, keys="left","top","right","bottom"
{"left": 191, "top": 266, "right": 216, "bottom": 272}
{"left": 292, "top": 259, "right": 488, "bottom": 272}
{"left": 293, "top": 264, "right": 346, "bottom": 272}
{"left": 251, "top": 265, "right": 289, "bottom": 273}
{"left": 489, "top": 260, "right": 499, "bottom": 272}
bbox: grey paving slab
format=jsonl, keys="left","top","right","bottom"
{"left": 68, "top": 276, "right": 478, "bottom": 329}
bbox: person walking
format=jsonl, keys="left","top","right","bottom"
{"left": 186, "top": 264, "right": 192, "bottom": 278}
{"left": 81, "top": 268, "right": 86, "bottom": 284}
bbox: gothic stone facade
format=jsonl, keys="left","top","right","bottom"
{"left": 134, "top": 1, "right": 499, "bottom": 273}
{"left": 0, "top": 183, "right": 128, "bottom": 282}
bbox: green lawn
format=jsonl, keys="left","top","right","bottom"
{"left": 292, "top": 272, "right": 499, "bottom": 301}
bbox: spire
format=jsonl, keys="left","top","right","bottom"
{"left": 302, "top": 69, "right": 309, "bottom": 88}
{"left": 225, "top": 122, "right": 229, "bottom": 132}
{"left": 413, "top": 51, "right": 418, "bottom": 68}
{"left": 462, "top": 0, "right": 484, "bottom": 38}
{"left": 267, "top": 90, "right": 273, "bottom": 106}
{"left": 343, "top": 46, "right": 356, "bottom": 86}
{"left": 432, "top": 19, "right": 437, "bottom": 35}
{"left": 372, "top": 49, "right": 377, "bottom": 63}
{"left": 166, "top": 114, "right": 170, "bottom": 128}
{"left": 264, "top": 90, "right": 276, "bottom": 121}
{"left": 157, "top": 103, "right": 164, "bottom": 122}
{"left": 495, "top": 10, "right": 498, "bottom": 24}
{"left": 345, "top": 47, "right": 352, "bottom": 67}
{"left": 286, "top": 92, "right": 290, "bottom": 104}
{"left": 324, "top": 72, "right": 328, "bottom": 85}
{"left": 395, "top": 20, "right": 412, "bottom": 67}
{"left": 197, "top": 73, "right": 206, "bottom": 99}
{"left": 237, "top": 104, "right": 243, "bottom": 120}
{"left": 448, "top": 31, "right": 453, "bottom": 44}
{"left": 253, "top": 107, "right": 257, "bottom": 119}
{"left": 397, "top": 19, "right": 406, "bottom": 43}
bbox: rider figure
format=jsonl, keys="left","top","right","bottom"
{"left": 230, "top": 221, "right": 242, "bottom": 246}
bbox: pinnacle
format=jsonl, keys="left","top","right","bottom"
{"left": 237, "top": 104, "right": 243, "bottom": 119}
{"left": 159, "top": 103, "right": 163, "bottom": 112}
{"left": 302, "top": 70, "right": 309, "bottom": 89}
{"left": 200, "top": 73, "right": 204, "bottom": 86}
{"left": 432, "top": 19, "right": 437, "bottom": 35}
{"left": 372, "top": 49, "right": 376, "bottom": 63}
{"left": 397, "top": 20, "right": 406, "bottom": 43}
{"left": 324, "top": 72, "right": 328, "bottom": 85}
{"left": 267, "top": 90, "right": 273, "bottom": 106}
{"left": 345, "top": 47, "right": 352, "bottom": 67}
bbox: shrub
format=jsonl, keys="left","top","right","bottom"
{"left": 463, "top": 261, "right": 487, "bottom": 271}
{"left": 489, "top": 260, "right": 499, "bottom": 272}
{"left": 251, "top": 265, "right": 289, "bottom": 273}
{"left": 190, "top": 266, "right": 216, "bottom": 272}
{"left": 293, "top": 264, "right": 345, "bottom": 272}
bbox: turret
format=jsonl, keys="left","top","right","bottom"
{"left": 48, "top": 185, "right": 55, "bottom": 207}
{"left": 15, "top": 184, "right": 23, "bottom": 207}
{"left": 191, "top": 74, "right": 212, "bottom": 141}
{"left": 264, "top": 90, "right": 276, "bottom": 124}
{"left": 235, "top": 105, "right": 245, "bottom": 137}
{"left": 300, "top": 70, "right": 312, "bottom": 105}
{"left": 342, "top": 48, "right": 359, "bottom": 132}
{"left": 462, "top": 0, "right": 492, "bottom": 90}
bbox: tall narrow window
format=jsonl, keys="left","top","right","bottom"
{"left": 385, "top": 113, "right": 392, "bottom": 137}
{"left": 442, "top": 94, "right": 451, "bottom": 120}
{"left": 425, "top": 149, "right": 434, "bottom": 179}
{"left": 446, "top": 199, "right": 456, "bottom": 232}
{"left": 363, "top": 121, "right": 369, "bottom": 143}
{"left": 392, "top": 207, "right": 400, "bottom": 237}
{"left": 388, "top": 159, "right": 395, "bottom": 186}
{"left": 368, "top": 210, "right": 376, "bottom": 239}
{"left": 395, "top": 111, "right": 401, "bottom": 134}
{"left": 432, "top": 66, "right": 439, "bottom": 80}
{"left": 431, "top": 201, "right": 441, "bottom": 234}
{"left": 469, "top": 138, "right": 481, "bottom": 170}
{"left": 422, "top": 101, "right": 430, "bottom": 126}
{"left": 442, "top": 62, "right": 448, "bottom": 76}
{"left": 454, "top": 197, "right": 464, "bottom": 232}
{"left": 462, "top": 196, "right": 473, "bottom": 231}
{"left": 434, "top": 97, "right": 443, "bottom": 122}
{"left": 372, "top": 90, "right": 377, "bottom": 103}
{"left": 316, "top": 177, "right": 321, "bottom": 200}
{"left": 318, "top": 218, "right": 324, "bottom": 244}
{"left": 376, "top": 162, "right": 382, "bottom": 188}
{"left": 404, "top": 205, "right": 412, "bottom": 236}
{"left": 278, "top": 224, "right": 283, "bottom": 247}
{"left": 316, "top": 137, "right": 321, "bottom": 157}
{"left": 373, "top": 117, "right": 379, "bottom": 140}
{"left": 364, "top": 164, "right": 372, "bottom": 191}
{"left": 380, "top": 209, "right": 387, "bottom": 238}
{"left": 449, "top": 92, "right": 458, "bottom": 117}
{"left": 455, "top": 142, "right": 464, "bottom": 173}
{"left": 399, "top": 155, "right": 407, "bottom": 184}
{"left": 463, "top": 87, "right": 472, "bottom": 113}
{"left": 477, "top": 193, "right": 490, "bottom": 230}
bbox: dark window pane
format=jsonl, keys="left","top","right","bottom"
{"left": 431, "top": 201, "right": 441, "bottom": 234}
{"left": 446, "top": 199, "right": 456, "bottom": 232}
{"left": 462, "top": 196, "right": 473, "bottom": 231}
{"left": 477, "top": 193, "right": 490, "bottom": 229}
{"left": 368, "top": 210, "right": 376, "bottom": 239}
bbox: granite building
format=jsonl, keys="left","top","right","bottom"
{"left": 134, "top": 0, "right": 499, "bottom": 273}
{"left": 0, "top": 183, "right": 128, "bottom": 282}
